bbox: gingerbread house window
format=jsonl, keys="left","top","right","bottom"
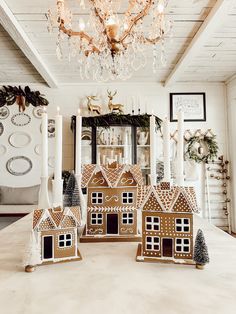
{"left": 145, "top": 216, "right": 160, "bottom": 231}
{"left": 58, "top": 233, "right": 72, "bottom": 248}
{"left": 175, "top": 218, "right": 190, "bottom": 233}
{"left": 122, "top": 192, "right": 134, "bottom": 204}
{"left": 175, "top": 238, "right": 190, "bottom": 253}
{"left": 122, "top": 213, "right": 133, "bottom": 224}
{"left": 146, "top": 236, "right": 160, "bottom": 251}
{"left": 91, "top": 192, "right": 103, "bottom": 204}
{"left": 91, "top": 213, "right": 103, "bottom": 225}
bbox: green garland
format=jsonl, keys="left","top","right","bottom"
{"left": 0, "top": 85, "right": 48, "bottom": 112}
{"left": 185, "top": 135, "right": 219, "bottom": 163}
{"left": 71, "top": 113, "right": 162, "bottom": 131}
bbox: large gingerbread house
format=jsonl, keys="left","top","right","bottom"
{"left": 80, "top": 163, "right": 143, "bottom": 242}
{"left": 136, "top": 181, "right": 199, "bottom": 264}
{"left": 32, "top": 206, "right": 82, "bottom": 265}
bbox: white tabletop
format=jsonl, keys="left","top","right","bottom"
{"left": 0, "top": 214, "right": 236, "bottom": 314}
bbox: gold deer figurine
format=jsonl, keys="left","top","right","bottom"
{"left": 87, "top": 96, "right": 102, "bottom": 115}
{"left": 107, "top": 90, "right": 124, "bottom": 113}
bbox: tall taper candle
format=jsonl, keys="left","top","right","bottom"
{"left": 54, "top": 107, "right": 62, "bottom": 182}
{"left": 75, "top": 108, "right": 82, "bottom": 175}
{"left": 41, "top": 108, "right": 48, "bottom": 177}
{"left": 163, "top": 117, "right": 171, "bottom": 182}
{"left": 150, "top": 113, "right": 156, "bottom": 185}
{"left": 176, "top": 108, "right": 184, "bottom": 186}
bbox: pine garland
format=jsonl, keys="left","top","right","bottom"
{"left": 71, "top": 113, "right": 162, "bottom": 131}
{"left": 185, "top": 135, "right": 218, "bottom": 163}
{"left": 0, "top": 85, "right": 48, "bottom": 112}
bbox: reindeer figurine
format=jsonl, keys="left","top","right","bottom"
{"left": 86, "top": 96, "right": 102, "bottom": 115}
{"left": 107, "top": 90, "right": 124, "bottom": 114}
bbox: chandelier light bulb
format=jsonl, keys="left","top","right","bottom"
{"left": 79, "top": 18, "right": 85, "bottom": 31}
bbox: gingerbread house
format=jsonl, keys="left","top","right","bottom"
{"left": 136, "top": 181, "right": 199, "bottom": 264}
{"left": 80, "top": 163, "right": 143, "bottom": 242}
{"left": 32, "top": 206, "right": 82, "bottom": 265}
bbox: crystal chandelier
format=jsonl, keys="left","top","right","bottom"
{"left": 47, "top": 1, "right": 172, "bottom": 82}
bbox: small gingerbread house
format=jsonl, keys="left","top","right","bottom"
{"left": 32, "top": 206, "right": 82, "bottom": 264}
{"left": 81, "top": 163, "right": 143, "bottom": 242}
{"left": 136, "top": 181, "right": 199, "bottom": 264}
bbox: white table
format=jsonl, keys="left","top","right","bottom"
{"left": 0, "top": 215, "right": 236, "bottom": 314}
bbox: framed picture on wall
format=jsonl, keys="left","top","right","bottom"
{"left": 170, "top": 93, "right": 206, "bottom": 122}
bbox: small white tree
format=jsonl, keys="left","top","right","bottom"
{"left": 23, "top": 230, "right": 42, "bottom": 267}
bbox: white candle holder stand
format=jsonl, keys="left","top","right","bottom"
{"left": 38, "top": 176, "right": 51, "bottom": 209}
{"left": 52, "top": 179, "right": 63, "bottom": 207}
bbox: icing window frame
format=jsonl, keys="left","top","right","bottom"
{"left": 146, "top": 236, "right": 160, "bottom": 251}
{"left": 122, "top": 192, "right": 134, "bottom": 204}
{"left": 175, "top": 218, "right": 190, "bottom": 233}
{"left": 91, "top": 192, "right": 103, "bottom": 204}
{"left": 146, "top": 216, "right": 160, "bottom": 231}
{"left": 91, "top": 213, "right": 103, "bottom": 225}
{"left": 122, "top": 212, "right": 134, "bottom": 224}
{"left": 58, "top": 233, "right": 72, "bottom": 248}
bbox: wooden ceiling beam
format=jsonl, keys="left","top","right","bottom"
{"left": 0, "top": 0, "right": 57, "bottom": 88}
{"left": 164, "top": 0, "right": 233, "bottom": 87}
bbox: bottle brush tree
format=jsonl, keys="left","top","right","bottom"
{"left": 194, "top": 229, "right": 209, "bottom": 269}
{"left": 63, "top": 172, "right": 80, "bottom": 207}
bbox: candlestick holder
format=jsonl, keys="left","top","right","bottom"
{"left": 38, "top": 176, "right": 51, "bottom": 209}
{"left": 52, "top": 178, "right": 64, "bottom": 207}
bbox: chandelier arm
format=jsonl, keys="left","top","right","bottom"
{"left": 59, "top": 20, "right": 100, "bottom": 54}
{"left": 142, "top": 36, "right": 162, "bottom": 45}
{"left": 119, "top": 0, "right": 152, "bottom": 44}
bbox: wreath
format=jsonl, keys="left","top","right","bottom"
{"left": 0, "top": 86, "right": 49, "bottom": 112}
{"left": 185, "top": 135, "right": 218, "bottom": 163}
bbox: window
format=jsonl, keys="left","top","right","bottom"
{"left": 122, "top": 213, "right": 133, "bottom": 224}
{"left": 175, "top": 238, "right": 190, "bottom": 253}
{"left": 175, "top": 218, "right": 190, "bottom": 232}
{"left": 91, "top": 213, "right": 103, "bottom": 225}
{"left": 122, "top": 192, "right": 134, "bottom": 204}
{"left": 91, "top": 192, "right": 103, "bottom": 204}
{"left": 146, "top": 216, "right": 160, "bottom": 231}
{"left": 146, "top": 236, "right": 160, "bottom": 251}
{"left": 58, "top": 233, "right": 72, "bottom": 248}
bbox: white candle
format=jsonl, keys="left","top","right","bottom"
{"left": 75, "top": 108, "right": 82, "bottom": 175}
{"left": 102, "top": 155, "right": 106, "bottom": 165}
{"left": 176, "top": 109, "right": 184, "bottom": 186}
{"left": 54, "top": 107, "right": 62, "bottom": 182}
{"left": 41, "top": 109, "right": 48, "bottom": 177}
{"left": 150, "top": 113, "right": 156, "bottom": 185}
{"left": 97, "top": 152, "right": 101, "bottom": 165}
{"left": 163, "top": 117, "right": 171, "bottom": 182}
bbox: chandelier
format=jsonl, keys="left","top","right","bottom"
{"left": 47, "top": 1, "right": 172, "bottom": 82}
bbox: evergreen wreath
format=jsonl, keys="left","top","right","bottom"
{"left": 0, "top": 86, "right": 49, "bottom": 112}
{"left": 185, "top": 135, "right": 218, "bottom": 163}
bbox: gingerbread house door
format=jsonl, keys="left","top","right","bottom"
{"left": 162, "top": 238, "right": 173, "bottom": 258}
{"left": 43, "top": 235, "right": 53, "bottom": 260}
{"left": 107, "top": 214, "right": 118, "bottom": 234}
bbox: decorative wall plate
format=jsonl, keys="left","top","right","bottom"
{"left": 0, "top": 144, "right": 7, "bottom": 156}
{"left": 6, "top": 156, "right": 32, "bottom": 176}
{"left": 9, "top": 132, "right": 32, "bottom": 148}
{"left": 40, "top": 119, "right": 56, "bottom": 138}
{"left": 0, "top": 122, "right": 4, "bottom": 136}
{"left": 33, "top": 106, "right": 44, "bottom": 119}
{"left": 48, "top": 156, "right": 55, "bottom": 168}
{"left": 0, "top": 106, "right": 10, "bottom": 120}
{"left": 11, "top": 113, "right": 31, "bottom": 126}
{"left": 34, "top": 144, "right": 41, "bottom": 155}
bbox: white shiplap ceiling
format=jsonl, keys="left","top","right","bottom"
{"left": 0, "top": 0, "right": 235, "bottom": 87}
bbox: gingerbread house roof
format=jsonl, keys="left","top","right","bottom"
{"left": 140, "top": 183, "right": 199, "bottom": 213}
{"left": 33, "top": 206, "right": 82, "bottom": 231}
{"left": 82, "top": 164, "right": 143, "bottom": 188}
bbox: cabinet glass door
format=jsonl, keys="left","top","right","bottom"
{"left": 81, "top": 127, "right": 92, "bottom": 165}
{"left": 96, "top": 126, "right": 132, "bottom": 165}
{"left": 136, "top": 127, "right": 150, "bottom": 183}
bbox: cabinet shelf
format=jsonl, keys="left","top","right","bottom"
{"left": 97, "top": 145, "right": 131, "bottom": 147}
